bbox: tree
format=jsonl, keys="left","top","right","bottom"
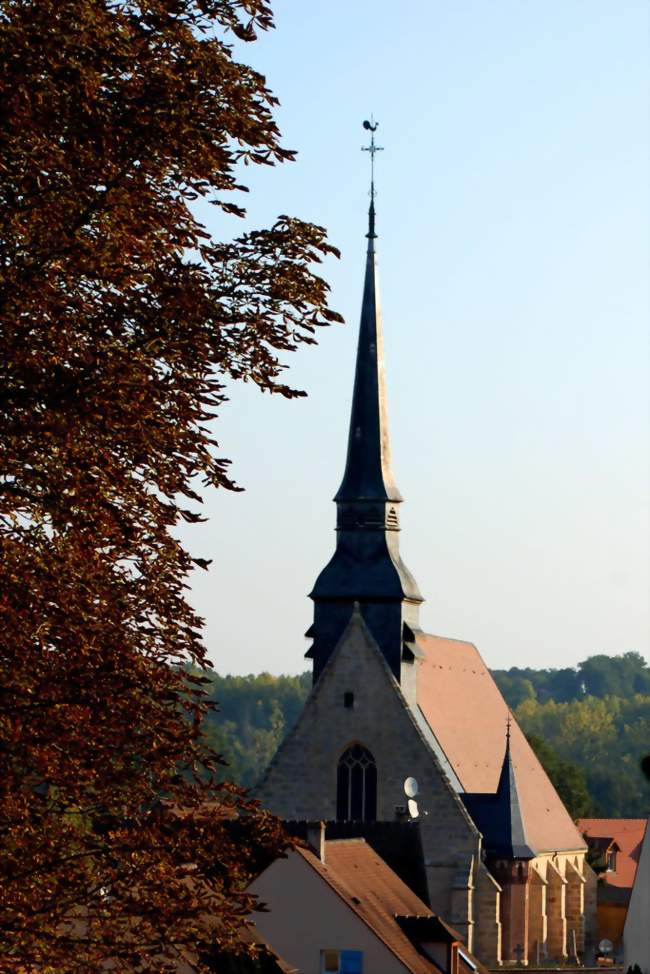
{"left": 578, "top": 652, "right": 650, "bottom": 698}
{"left": 0, "top": 1, "right": 340, "bottom": 970}
{"left": 199, "top": 672, "right": 311, "bottom": 787}
{"left": 526, "top": 734, "right": 592, "bottom": 818}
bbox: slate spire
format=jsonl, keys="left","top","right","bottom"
{"left": 492, "top": 720, "right": 536, "bottom": 859}
{"left": 307, "top": 121, "right": 423, "bottom": 684}
{"left": 461, "top": 719, "right": 536, "bottom": 860}
{"left": 334, "top": 190, "right": 401, "bottom": 505}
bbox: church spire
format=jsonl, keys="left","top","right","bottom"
{"left": 308, "top": 120, "right": 423, "bottom": 685}
{"left": 461, "top": 718, "right": 536, "bottom": 861}
{"left": 335, "top": 121, "right": 399, "bottom": 506}
{"left": 493, "top": 719, "right": 535, "bottom": 859}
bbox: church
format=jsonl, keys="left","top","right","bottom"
{"left": 257, "top": 132, "right": 596, "bottom": 967}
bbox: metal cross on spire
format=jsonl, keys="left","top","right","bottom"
{"left": 362, "top": 118, "right": 383, "bottom": 240}
{"left": 362, "top": 117, "right": 384, "bottom": 197}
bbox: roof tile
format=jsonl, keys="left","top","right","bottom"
{"left": 416, "top": 633, "right": 586, "bottom": 854}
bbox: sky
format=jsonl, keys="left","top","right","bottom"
{"left": 178, "top": 0, "right": 650, "bottom": 677}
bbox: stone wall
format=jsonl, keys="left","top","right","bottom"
{"left": 474, "top": 860, "right": 502, "bottom": 965}
{"left": 257, "top": 612, "right": 481, "bottom": 948}
{"left": 528, "top": 863, "right": 547, "bottom": 964}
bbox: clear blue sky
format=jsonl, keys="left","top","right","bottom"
{"left": 179, "top": 0, "right": 649, "bottom": 676}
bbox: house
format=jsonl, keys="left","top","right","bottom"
{"left": 249, "top": 824, "right": 488, "bottom": 974}
{"left": 578, "top": 819, "right": 647, "bottom": 956}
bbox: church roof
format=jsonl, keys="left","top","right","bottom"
{"left": 415, "top": 633, "right": 586, "bottom": 854}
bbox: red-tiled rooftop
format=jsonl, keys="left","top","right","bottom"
{"left": 416, "top": 633, "right": 586, "bottom": 854}
{"left": 298, "top": 838, "right": 487, "bottom": 974}
{"left": 577, "top": 819, "right": 647, "bottom": 891}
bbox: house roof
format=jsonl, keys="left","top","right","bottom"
{"left": 297, "top": 838, "right": 486, "bottom": 974}
{"left": 285, "top": 819, "right": 430, "bottom": 905}
{"left": 416, "top": 633, "right": 586, "bottom": 854}
{"left": 577, "top": 819, "right": 648, "bottom": 892}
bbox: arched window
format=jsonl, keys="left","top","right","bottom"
{"left": 336, "top": 744, "right": 377, "bottom": 822}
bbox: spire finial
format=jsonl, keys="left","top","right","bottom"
{"left": 362, "top": 117, "right": 383, "bottom": 241}
{"left": 506, "top": 712, "right": 512, "bottom": 744}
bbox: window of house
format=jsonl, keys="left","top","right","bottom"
{"left": 344, "top": 691, "right": 354, "bottom": 709}
{"left": 321, "top": 950, "right": 363, "bottom": 974}
{"left": 606, "top": 850, "right": 617, "bottom": 871}
{"left": 336, "top": 744, "right": 377, "bottom": 822}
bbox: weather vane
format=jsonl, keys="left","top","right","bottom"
{"left": 362, "top": 117, "right": 383, "bottom": 200}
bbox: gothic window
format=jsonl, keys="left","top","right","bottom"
{"left": 336, "top": 744, "right": 377, "bottom": 822}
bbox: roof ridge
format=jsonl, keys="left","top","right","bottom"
{"left": 416, "top": 631, "right": 478, "bottom": 650}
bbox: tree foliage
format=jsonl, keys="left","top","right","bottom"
{"left": 199, "top": 672, "right": 311, "bottom": 787}
{"left": 515, "top": 693, "right": 650, "bottom": 817}
{"left": 493, "top": 651, "right": 650, "bottom": 705}
{"left": 525, "top": 735, "right": 592, "bottom": 819}
{"left": 0, "top": 0, "right": 340, "bottom": 970}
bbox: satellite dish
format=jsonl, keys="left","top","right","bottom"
{"left": 404, "top": 777, "right": 419, "bottom": 799}
{"left": 598, "top": 940, "right": 613, "bottom": 955}
{"left": 407, "top": 798, "right": 419, "bottom": 819}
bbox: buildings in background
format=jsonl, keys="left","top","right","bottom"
{"left": 578, "top": 818, "right": 648, "bottom": 961}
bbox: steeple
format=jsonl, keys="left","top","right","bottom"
{"left": 307, "top": 121, "right": 423, "bottom": 685}
{"left": 493, "top": 718, "right": 535, "bottom": 859}
{"left": 334, "top": 186, "right": 400, "bottom": 506}
{"left": 461, "top": 719, "right": 536, "bottom": 861}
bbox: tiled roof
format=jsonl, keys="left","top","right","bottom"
{"left": 297, "top": 839, "right": 486, "bottom": 974}
{"left": 416, "top": 633, "right": 586, "bottom": 854}
{"left": 577, "top": 819, "right": 648, "bottom": 892}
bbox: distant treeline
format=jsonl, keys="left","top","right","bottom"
{"left": 492, "top": 651, "right": 650, "bottom": 706}
{"left": 199, "top": 653, "right": 650, "bottom": 819}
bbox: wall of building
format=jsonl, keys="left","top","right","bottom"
{"left": 257, "top": 613, "right": 482, "bottom": 949}
{"left": 473, "top": 859, "right": 502, "bottom": 966}
{"left": 597, "top": 904, "right": 627, "bottom": 948}
{"left": 624, "top": 818, "right": 650, "bottom": 974}
{"left": 250, "top": 851, "right": 408, "bottom": 974}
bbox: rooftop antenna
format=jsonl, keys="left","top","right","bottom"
{"left": 362, "top": 117, "right": 383, "bottom": 239}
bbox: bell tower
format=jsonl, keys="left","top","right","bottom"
{"left": 307, "top": 121, "right": 423, "bottom": 684}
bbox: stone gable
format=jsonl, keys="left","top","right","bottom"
{"left": 257, "top": 608, "right": 482, "bottom": 945}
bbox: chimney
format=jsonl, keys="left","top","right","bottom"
{"left": 306, "top": 821, "right": 326, "bottom": 863}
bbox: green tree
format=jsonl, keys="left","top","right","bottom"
{"left": 526, "top": 734, "right": 592, "bottom": 818}
{"left": 200, "top": 672, "right": 310, "bottom": 787}
{"left": 516, "top": 694, "right": 650, "bottom": 817}
{"left": 0, "top": 1, "right": 339, "bottom": 970}
{"left": 578, "top": 652, "right": 650, "bottom": 698}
